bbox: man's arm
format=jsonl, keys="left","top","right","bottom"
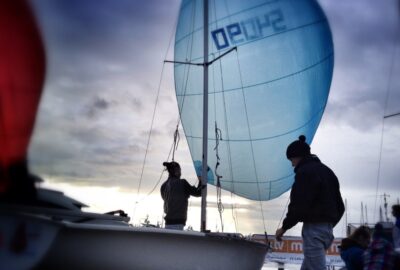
{"left": 184, "top": 179, "right": 202, "bottom": 197}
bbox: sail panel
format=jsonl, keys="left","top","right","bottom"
{"left": 175, "top": 0, "right": 334, "bottom": 200}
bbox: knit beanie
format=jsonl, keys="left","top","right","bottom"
{"left": 286, "top": 135, "right": 311, "bottom": 159}
{"left": 163, "top": 161, "right": 180, "bottom": 175}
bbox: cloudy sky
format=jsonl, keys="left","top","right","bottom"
{"left": 27, "top": 0, "right": 400, "bottom": 235}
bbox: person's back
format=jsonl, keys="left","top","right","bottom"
{"left": 161, "top": 176, "right": 199, "bottom": 222}
{"left": 160, "top": 161, "right": 201, "bottom": 230}
{"left": 294, "top": 155, "right": 344, "bottom": 225}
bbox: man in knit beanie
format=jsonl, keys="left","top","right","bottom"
{"left": 275, "top": 135, "right": 345, "bottom": 270}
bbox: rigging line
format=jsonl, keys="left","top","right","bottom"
{"left": 133, "top": 6, "right": 179, "bottom": 220}
{"left": 141, "top": 140, "right": 175, "bottom": 199}
{"left": 172, "top": 124, "right": 180, "bottom": 161}
{"left": 161, "top": 2, "right": 198, "bottom": 219}
{"left": 165, "top": 47, "right": 237, "bottom": 67}
{"left": 133, "top": 61, "right": 165, "bottom": 216}
{"left": 161, "top": 0, "right": 195, "bottom": 188}
{"left": 176, "top": 0, "right": 197, "bottom": 119}
{"left": 220, "top": 0, "right": 239, "bottom": 232}
{"left": 214, "top": 122, "right": 225, "bottom": 231}
{"left": 165, "top": 60, "right": 203, "bottom": 66}
{"left": 225, "top": 0, "right": 239, "bottom": 232}
{"left": 277, "top": 196, "right": 290, "bottom": 230}
{"left": 133, "top": 125, "right": 176, "bottom": 209}
{"left": 163, "top": 2, "right": 197, "bottom": 217}
{"left": 210, "top": 0, "right": 225, "bottom": 233}
{"left": 373, "top": 16, "right": 399, "bottom": 222}
{"left": 384, "top": 112, "right": 400, "bottom": 118}
{"left": 234, "top": 47, "right": 268, "bottom": 233}
{"left": 207, "top": 47, "right": 237, "bottom": 66}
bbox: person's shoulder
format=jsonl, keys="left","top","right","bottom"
{"left": 181, "top": 179, "right": 190, "bottom": 185}
{"left": 305, "top": 157, "right": 335, "bottom": 174}
{"left": 160, "top": 181, "right": 167, "bottom": 193}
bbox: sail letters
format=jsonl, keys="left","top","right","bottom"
{"left": 211, "top": 9, "right": 286, "bottom": 50}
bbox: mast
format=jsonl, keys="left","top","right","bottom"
{"left": 200, "top": 0, "right": 209, "bottom": 233}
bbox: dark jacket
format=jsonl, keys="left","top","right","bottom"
{"left": 340, "top": 238, "right": 366, "bottom": 270}
{"left": 364, "top": 236, "right": 394, "bottom": 270}
{"left": 160, "top": 176, "right": 201, "bottom": 225}
{"left": 282, "top": 155, "right": 345, "bottom": 231}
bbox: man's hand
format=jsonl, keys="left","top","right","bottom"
{"left": 275, "top": 227, "right": 286, "bottom": 242}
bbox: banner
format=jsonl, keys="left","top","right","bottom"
{"left": 252, "top": 235, "right": 345, "bottom": 267}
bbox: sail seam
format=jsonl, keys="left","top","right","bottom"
{"left": 184, "top": 105, "right": 325, "bottom": 141}
{"left": 176, "top": 51, "right": 333, "bottom": 97}
{"left": 219, "top": 173, "right": 293, "bottom": 184}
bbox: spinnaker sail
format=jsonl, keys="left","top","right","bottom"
{"left": 174, "top": 0, "right": 333, "bottom": 200}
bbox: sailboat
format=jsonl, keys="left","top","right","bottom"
{"left": 1, "top": 0, "right": 334, "bottom": 269}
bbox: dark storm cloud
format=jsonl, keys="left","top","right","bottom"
{"left": 86, "top": 96, "right": 111, "bottom": 118}
{"left": 94, "top": 97, "right": 109, "bottom": 110}
{"left": 32, "top": 0, "right": 176, "bottom": 52}
{"left": 31, "top": 0, "right": 180, "bottom": 81}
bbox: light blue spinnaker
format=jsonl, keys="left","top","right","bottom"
{"left": 174, "top": 0, "right": 333, "bottom": 200}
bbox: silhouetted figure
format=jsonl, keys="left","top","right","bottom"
{"left": 340, "top": 226, "right": 371, "bottom": 270}
{"left": 392, "top": 204, "right": 400, "bottom": 268}
{"left": 392, "top": 204, "right": 400, "bottom": 250}
{"left": 363, "top": 223, "right": 394, "bottom": 270}
{"left": 275, "top": 135, "right": 345, "bottom": 270}
{"left": 161, "top": 161, "right": 201, "bottom": 230}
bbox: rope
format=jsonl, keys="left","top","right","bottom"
{"left": 213, "top": 0, "right": 239, "bottom": 233}
{"left": 208, "top": 0, "right": 225, "bottom": 233}
{"left": 133, "top": 135, "right": 175, "bottom": 218}
{"left": 176, "top": 1, "right": 197, "bottom": 117}
{"left": 172, "top": 124, "right": 180, "bottom": 161}
{"left": 134, "top": 1, "right": 200, "bottom": 223}
{"left": 132, "top": 4, "right": 181, "bottom": 220}
{"left": 234, "top": 48, "right": 268, "bottom": 234}
{"left": 277, "top": 196, "right": 290, "bottom": 230}
{"left": 133, "top": 61, "right": 165, "bottom": 220}
{"left": 373, "top": 17, "right": 399, "bottom": 221}
{"left": 214, "top": 121, "right": 224, "bottom": 231}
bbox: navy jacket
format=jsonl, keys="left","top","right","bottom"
{"left": 340, "top": 238, "right": 365, "bottom": 270}
{"left": 282, "top": 155, "right": 345, "bottom": 231}
{"left": 161, "top": 176, "right": 201, "bottom": 225}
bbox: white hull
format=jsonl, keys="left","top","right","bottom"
{"left": 1, "top": 199, "right": 266, "bottom": 270}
